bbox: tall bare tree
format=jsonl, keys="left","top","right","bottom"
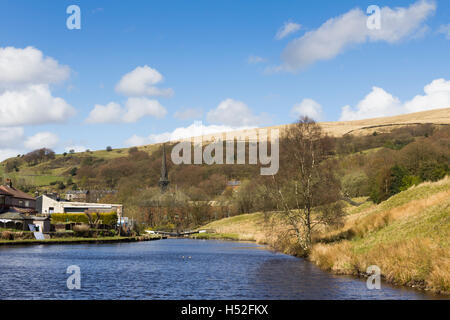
{"left": 271, "top": 117, "right": 343, "bottom": 252}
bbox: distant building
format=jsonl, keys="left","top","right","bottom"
{"left": 65, "top": 190, "right": 118, "bottom": 203}
{"left": 36, "top": 194, "right": 123, "bottom": 217}
{"left": 0, "top": 180, "right": 36, "bottom": 214}
{"left": 0, "top": 211, "right": 50, "bottom": 232}
{"left": 65, "top": 190, "right": 89, "bottom": 202}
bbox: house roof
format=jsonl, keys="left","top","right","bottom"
{"left": 0, "top": 212, "right": 32, "bottom": 220}
{"left": 0, "top": 185, "right": 35, "bottom": 201}
{"left": 0, "top": 211, "right": 49, "bottom": 221}
{"left": 9, "top": 207, "right": 36, "bottom": 214}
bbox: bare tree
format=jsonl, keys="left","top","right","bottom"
{"left": 270, "top": 117, "right": 343, "bottom": 252}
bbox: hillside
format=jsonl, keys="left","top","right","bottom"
{"left": 1, "top": 108, "right": 448, "bottom": 197}
{"left": 195, "top": 177, "right": 450, "bottom": 294}
{"left": 191, "top": 108, "right": 450, "bottom": 142}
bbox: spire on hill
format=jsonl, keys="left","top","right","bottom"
{"left": 159, "top": 144, "right": 170, "bottom": 193}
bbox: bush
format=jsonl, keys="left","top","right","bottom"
{"left": 70, "top": 167, "right": 78, "bottom": 176}
{"left": 1, "top": 231, "right": 13, "bottom": 240}
{"left": 51, "top": 212, "right": 118, "bottom": 225}
{"left": 419, "top": 162, "right": 449, "bottom": 182}
{"left": 73, "top": 224, "right": 90, "bottom": 232}
{"left": 73, "top": 224, "right": 91, "bottom": 237}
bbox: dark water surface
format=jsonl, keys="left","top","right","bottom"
{"left": 0, "top": 239, "right": 443, "bottom": 300}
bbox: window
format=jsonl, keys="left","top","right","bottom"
{"left": 25, "top": 201, "right": 30, "bottom": 207}
{"left": 49, "top": 207, "right": 54, "bottom": 214}
{"left": 19, "top": 200, "right": 23, "bottom": 207}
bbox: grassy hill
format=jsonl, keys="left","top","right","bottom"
{"left": 194, "top": 108, "right": 450, "bottom": 142}
{"left": 2, "top": 108, "right": 449, "bottom": 190}
{"left": 195, "top": 177, "right": 450, "bottom": 294}
{"left": 0, "top": 143, "right": 162, "bottom": 189}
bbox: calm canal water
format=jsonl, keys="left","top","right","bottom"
{"left": 0, "top": 239, "right": 444, "bottom": 300}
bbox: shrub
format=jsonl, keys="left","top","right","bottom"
{"left": 51, "top": 212, "right": 118, "bottom": 225}
{"left": 73, "top": 224, "right": 91, "bottom": 237}
{"left": 1, "top": 231, "right": 13, "bottom": 240}
{"left": 70, "top": 167, "right": 78, "bottom": 176}
{"left": 73, "top": 224, "right": 90, "bottom": 232}
{"left": 419, "top": 162, "right": 450, "bottom": 182}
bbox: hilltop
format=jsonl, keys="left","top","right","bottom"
{"left": 195, "top": 108, "right": 450, "bottom": 142}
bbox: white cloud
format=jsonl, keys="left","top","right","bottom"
{"left": 115, "top": 65, "right": 174, "bottom": 97}
{"left": 123, "top": 97, "right": 167, "bottom": 122}
{"left": 247, "top": 55, "right": 267, "bottom": 64}
{"left": 124, "top": 135, "right": 151, "bottom": 147}
{"left": 438, "top": 24, "right": 450, "bottom": 39}
{"left": 280, "top": 0, "right": 436, "bottom": 71}
{"left": 0, "top": 47, "right": 75, "bottom": 127}
{"left": 291, "top": 99, "right": 323, "bottom": 120}
{"left": 0, "top": 149, "right": 23, "bottom": 162}
{"left": 125, "top": 121, "right": 252, "bottom": 146}
{"left": 207, "top": 98, "right": 266, "bottom": 127}
{"left": 85, "top": 102, "right": 123, "bottom": 124}
{"left": 65, "top": 145, "right": 87, "bottom": 153}
{"left": 86, "top": 98, "right": 166, "bottom": 124}
{"left": 0, "top": 46, "right": 70, "bottom": 89}
{"left": 24, "top": 132, "right": 59, "bottom": 150}
{"left": 174, "top": 108, "right": 203, "bottom": 120}
{"left": 340, "top": 87, "right": 401, "bottom": 120}
{"left": 403, "top": 78, "right": 450, "bottom": 113}
{"left": 0, "top": 84, "right": 76, "bottom": 126}
{"left": 275, "top": 21, "right": 301, "bottom": 40}
{"left": 340, "top": 78, "right": 450, "bottom": 121}
{"left": 0, "top": 127, "right": 24, "bottom": 148}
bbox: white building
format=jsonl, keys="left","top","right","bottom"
{"left": 36, "top": 195, "right": 123, "bottom": 217}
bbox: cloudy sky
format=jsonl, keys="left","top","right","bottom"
{"left": 0, "top": 0, "right": 450, "bottom": 160}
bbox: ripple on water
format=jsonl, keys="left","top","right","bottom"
{"left": 0, "top": 239, "right": 443, "bottom": 300}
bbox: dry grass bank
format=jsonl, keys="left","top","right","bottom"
{"left": 199, "top": 177, "right": 450, "bottom": 294}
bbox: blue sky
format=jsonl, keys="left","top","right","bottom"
{"left": 0, "top": 0, "right": 449, "bottom": 159}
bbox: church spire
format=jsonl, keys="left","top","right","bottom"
{"left": 159, "top": 144, "right": 170, "bottom": 192}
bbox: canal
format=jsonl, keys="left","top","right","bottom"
{"left": 0, "top": 239, "right": 443, "bottom": 300}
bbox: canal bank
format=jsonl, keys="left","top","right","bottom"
{"left": 0, "top": 234, "right": 165, "bottom": 246}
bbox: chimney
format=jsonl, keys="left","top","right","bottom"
{"left": 6, "top": 179, "right": 12, "bottom": 188}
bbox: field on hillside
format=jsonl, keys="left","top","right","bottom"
{"left": 197, "top": 177, "right": 450, "bottom": 294}
{"left": 0, "top": 143, "right": 162, "bottom": 189}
